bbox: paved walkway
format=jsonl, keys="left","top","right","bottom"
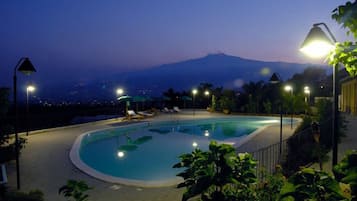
{"left": 5, "top": 111, "right": 298, "bottom": 201}
{"left": 312, "top": 114, "right": 357, "bottom": 171}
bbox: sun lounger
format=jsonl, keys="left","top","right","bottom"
{"left": 137, "top": 111, "right": 154, "bottom": 117}
{"left": 173, "top": 106, "right": 181, "bottom": 112}
{"left": 162, "top": 107, "right": 173, "bottom": 113}
{"left": 127, "top": 110, "right": 144, "bottom": 119}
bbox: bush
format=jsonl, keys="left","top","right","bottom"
{"left": 4, "top": 189, "right": 44, "bottom": 201}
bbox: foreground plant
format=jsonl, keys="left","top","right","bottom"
{"left": 173, "top": 141, "right": 257, "bottom": 201}
{"left": 59, "top": 180, "right": 92, "bottom": 201}
{"left": 333, "top": 150, "right": 357, "bottom": 200}
{"left": 279, "top": 168, "right": 348, "bottom": 201}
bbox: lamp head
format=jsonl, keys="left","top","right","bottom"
{"left": 18, "top": 58, "right": 37, "bottom": 75}
{"left": 284, "top": 85, "right": 293, "bottom": 92}
{"left": 300, "top": 25, "right": 335, "bottom": 58}
{"left": 192, "top": 89, "right": 198, "bottom": 95}
{"left": 27, "top": 85, "right": 36, "bottom": 92}
{"left": 269, "top": 73, "right": 281, "bottom": 84}
{"left": 116, "top": 88, "right": 124, "bottom": 96}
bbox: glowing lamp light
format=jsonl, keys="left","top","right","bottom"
{"left": 300, "top": 24, "right": 335, "bottom": 58}
{"left": 192, "top": 142, "right": 198, "bottom": 147}
{"left": 284, "top": 85, "right": 293, "bottom": 92}
{"left": 116, "top": 88, "right": 124, "bottom": 96}
{"left": 27, "top": 85, "right": 35, "bottom": 92}
{"left": 300, "top": 40, "right": 334, "bottom": 58}
{"left": 192, "top": 89, "right": 198, "bottom": 95}
{"left": 117, "top": 151, "right": 125, "bottom": 158}
{"left": 204, "top": 130, "right": 210, "bottom": 137}
{"left": 204, "top": 90, "right": 210, "bottom": 96}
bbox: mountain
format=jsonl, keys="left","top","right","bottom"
{"left": 42, "top": 53, "right": 320, "bottom": 102}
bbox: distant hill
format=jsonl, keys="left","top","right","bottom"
{"left": 42, "top": 53, "right": 321, "bottom": 102}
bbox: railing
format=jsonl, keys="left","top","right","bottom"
{"left": 249, "top": 118, "right": 333, "bottom": 180}
{"left": 250, "top": 139, "right": 288, "bottom": 180}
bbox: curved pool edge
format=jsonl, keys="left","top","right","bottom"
{"left": 230, "top": 125, "right": 270, "bottom": 148}
{"left": 69, "top": 131, "right": 183, "bottom": 188}
{"left": 69, "top": 116, "right": 297, "bottom": 187}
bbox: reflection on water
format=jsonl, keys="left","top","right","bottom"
{"left": 117, "top": 135, "right": 153, "bottom": 152}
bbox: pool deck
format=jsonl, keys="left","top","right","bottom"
{"left": 5, "top": 110, "right": 299, "bottom": 201}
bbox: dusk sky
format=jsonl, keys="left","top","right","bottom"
{"left": 0, "top": 0, "right": 352, "bottom": 87}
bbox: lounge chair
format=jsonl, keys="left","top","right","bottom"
{"left": 127, "top": 110, "right": 144, "bottom": 119}
{"left": 173, "top": 106, "right": 181, "bottom": 112}
{"left": 137, "top": 111, "right": 155, "bottom": 117}
{"left": 162, "top": 107, "right": 172, "bottom": 113}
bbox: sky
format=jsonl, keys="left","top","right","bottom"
{"left": 0, "top": 0, "right": 353, "bottom": 87}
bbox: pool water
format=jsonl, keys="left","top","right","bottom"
{"left": 75, "top": 116, "right": 289, "bottom": 186}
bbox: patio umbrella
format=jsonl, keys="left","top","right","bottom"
{"left": 132, "top": 95, "right": 147, "bottom": 102}
{"left": 117, "top": 95, "right": 132, "bottom": 102}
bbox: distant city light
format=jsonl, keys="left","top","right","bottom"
{"left": 192, "top": 142, "right": 198, "bottom": 147}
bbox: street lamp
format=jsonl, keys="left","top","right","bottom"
{"left": 116, "top": 88, "right": 124, "bottom": 96}
{"left": 269, "top": 73, "right": 283, "bottom": 160}
{"left": 204, "top": 90, "right": 210, "bottom": 110}
{"left": 304, "top": 86, "right": 311, "bottom": 104}
{"left": 116, "top": 88, "right": 128, "bottom": 116}
{"left": 204, "top": 90, "right": 209, "bottom": 96}
{"left": 192, "top": 89, "right": 198, "bottom": 115}
{"left": 26, "top": 85, "right": 36, "bottom": 136}
{"left": 300, "top": 22, "right": 338, "bottom": 165}
{"left": 284, "top": 85, "right": 294, "bottom": 129}
{"left": 304, "top": 86, "right": 311, "bottom": 115}
{"left": 13, "top": 57, "right": 37, "bottom": 190}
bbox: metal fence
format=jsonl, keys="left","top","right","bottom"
{"left": 249, "top": 125, "right": 314, "bottom": 179}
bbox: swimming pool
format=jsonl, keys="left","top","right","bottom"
{"left": 70, "top": 116, "right": 290, "bottom": 187}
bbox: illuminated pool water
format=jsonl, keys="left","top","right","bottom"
{"left": 70, "top": 116, "right": 291, "bottom": 187}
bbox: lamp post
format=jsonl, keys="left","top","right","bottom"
{"left": 192, "top": 89, "right": 197, "bottom": 115}
{"left": 284, "top": 85, "right": 294, "bottom": 129}
{"left": 26, "top": 85, "right": 35, "bottom": 136}
{"left": 304, "top": 86, "right": 310, "bottom": 104}
{"left": 116, "top": 88, "right": 127, "bottom": 116}
{"left": 204, "top": 90, "right": 210, "bottom": 110}
{"left": 13, "top": 57, "right": 37, "bottom": 190}
{"left": 304, "top": 86, "right": 311, "bottom": 114}
{"left": 269, "top": 73, "right": 283, "bottom": 159}
{"left": 300, "top": 22, "right": 338, "bottom": 165}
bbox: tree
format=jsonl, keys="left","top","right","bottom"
{"left": 241, "top": 81, "right": 268, "bottom": 113}
{"left": 329, "top": 0, "right": 357, "bottom": 77}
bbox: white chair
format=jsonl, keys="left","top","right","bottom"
{"left": 137, "top": 111, "right": 154, "bottom": 117}
{"left": 127, "top": 110, "right": 144, "bottom": 119}
{"left": 173, "top": 106, "right": 181, "bottom": 112}
{"left": 162, "top": 107, "right": 172, "bottom": 113}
